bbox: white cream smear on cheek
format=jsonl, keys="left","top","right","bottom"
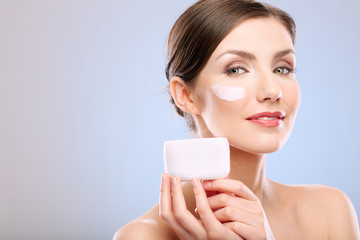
{"left": 211, "top": 84, "right": 245, "bottom": 101}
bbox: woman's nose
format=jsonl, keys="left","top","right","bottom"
{"left": 256, "top": 71, "right": 282, "bottom": 102}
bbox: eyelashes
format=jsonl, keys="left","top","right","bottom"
{"left": 273, "top": 66, "right": 295, "bottom": 75}
{"left": 225, "top": 65, "right": 295, "bottom": 76}
{"left": 226, "top": 65, "right": 247, "bottom": 75}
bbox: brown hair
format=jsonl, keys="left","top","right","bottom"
{"left": 165, "top": 0, "right": 296, "bottom": 131}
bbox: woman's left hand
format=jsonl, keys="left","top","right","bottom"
{"left": 202, "top": 179, "right": 275, "bottom": 240}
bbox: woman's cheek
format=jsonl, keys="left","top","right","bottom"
{"left": 280, "top": 80, "right": 301, "bottom": 143}
{"left": 282, "top": 80, "right": 301, "bottom": 118}
{"left": 202, "top": 84, "right": 248, "bottom": 135}
{"left": 211, "top": 84, "right": 245, "bottom": 101}
{"left": 293, "top": 81, "right": 301, "bottom": 111}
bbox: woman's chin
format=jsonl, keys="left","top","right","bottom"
{"left": 229, "top": 140, "right": 286, "bottom": 155}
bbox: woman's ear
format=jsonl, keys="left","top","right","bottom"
{"left": 170, "top": 76, "right": 201, "bottom": 115}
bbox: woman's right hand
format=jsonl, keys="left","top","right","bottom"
{"left": 159, "top": 173, "right": 243, "bottom": 240}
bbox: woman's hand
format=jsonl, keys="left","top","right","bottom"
{"left": 203, "top": 179, "right": 274, "bottom": 240}
{"left": 159, "top": 173, "right": 243, "bottom": 240}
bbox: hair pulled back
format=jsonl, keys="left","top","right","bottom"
{"left": 166, "top": 0, "right": 296, "bottom": 131}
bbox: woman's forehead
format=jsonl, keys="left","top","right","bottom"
{"left": 210, "top": 17, "right": 294, "bottom": 61}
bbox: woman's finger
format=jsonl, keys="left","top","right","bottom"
{"left": 171, "top": 176, "right": 207, "bottom": 239}
{"left": 223, "top": 222, "right": 266, "bottom": 240}
{"left": 159, "top": 173, "right": 191, "bottom": 238}
{"left": 203, "top": 179, "right": 274, "bottom": 239}
{"left": 192, "top": 178, "right": 236, "bottom": 239}
{"left": 207, "top": 193, "right": 255, "bottom": 213}
{"left": 213, "top": 206, "right": 264, "bottom": 227}
{"left": 203, "top": 179, "right": 257, "bottom": 200}
{"left": 159, "top": 173, "right": 172, "bottom": 220}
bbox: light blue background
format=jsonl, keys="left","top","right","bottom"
{"left": 0, "top": 0, "right": 359, "bottom": 239}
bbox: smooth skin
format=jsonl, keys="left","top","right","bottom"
{"left": 114, "top": 17, "right": 360, "bottom": 240}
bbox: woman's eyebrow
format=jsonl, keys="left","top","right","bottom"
{"left": 274, "top": 49, "right": 296, "bottom": 59}
{"left": 215, "top": 49, "right": 295, "bottom": 61}
{"left": 216, "top": 50, "right": 256, "bottom": 61}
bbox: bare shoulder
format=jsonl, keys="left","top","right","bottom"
{"left": 305, "top": 185, "right": 360, "bottom": 239}
{"left": 113, "top": 219, "right": 158, "bottom": 240}
{"left": 288, "top": 184, "right": 358, "bottom": 218}
{"left": 282, "top": 183, "right": 351, "bottom": 204}
{"left": 113, "top": 205, "right": 177, "bottom": 240}
{"left": 271, "top": 180, "right": 355, "bottom": 208}
{"left": 113, "top": 181, "right": 196, "bottom": 240}
{"left": 271, "top": 180, "right": 360, "bottom": 239}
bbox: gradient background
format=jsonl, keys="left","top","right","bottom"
{"left": 0, "top": 0, "right": 359, "bottom": 239}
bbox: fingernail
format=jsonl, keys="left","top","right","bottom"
{"left": 192, "top": 178, "right": 198, "bottom": 187}
{"left": 161, "top": 173, "right": 167, "bottom": 184}
{"left": 172, "top": 176, "right": 177, "bottom": 186}
{"left": 203, "top": 180, "right": 211, "bottom": 189}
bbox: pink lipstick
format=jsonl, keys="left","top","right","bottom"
{"left": 246, "top": 111, "right": 285, "bottom": 127}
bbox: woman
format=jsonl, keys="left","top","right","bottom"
{"left": 114, "top": 0, "right": 360, "bottom": 239}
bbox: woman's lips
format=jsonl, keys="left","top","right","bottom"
{"left": 246, "top": 111, "right": 285, "bottom": 127}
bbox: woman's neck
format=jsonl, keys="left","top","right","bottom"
{"left": 227, "top": 146, "right": 267, "bottom": 201}
{"left": 194, "top": 126, "right": 269, "bottom": 200}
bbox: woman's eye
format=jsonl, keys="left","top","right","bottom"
{"left": 273, "top": 67, "right": 293, "bottom": 75}
{"left": 227, "top": 67, "right": 245, "bottom": 75}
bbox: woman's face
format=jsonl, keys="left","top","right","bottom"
{"left": 193, "top": 17, "right": 301, "bottom": 154}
